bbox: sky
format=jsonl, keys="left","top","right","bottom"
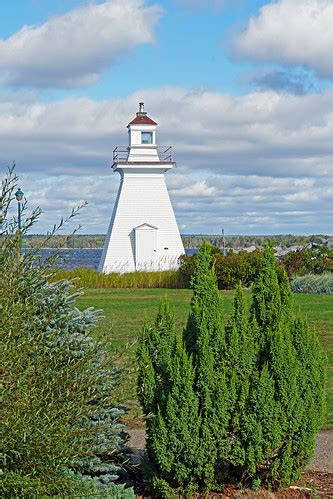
{"left": 0, "top": 0, "right": 332, "bottom": 235}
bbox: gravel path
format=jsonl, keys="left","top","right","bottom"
{"left": 307, "top": 430, "right": 333, "bottom": 473}
{"left": 127, "top": 429, "right": 333, "bottom": 472}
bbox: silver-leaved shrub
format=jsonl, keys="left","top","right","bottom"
{"left": 1, "top": 166, "right": 134, "bottom": 498}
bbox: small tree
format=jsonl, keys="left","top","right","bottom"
{"left": 246, "top": 248, "right": 326, "bottom": 487}
{"left": 1, "top": 166, "right": 134, "bottom": 497}
{"left": 137, "top": 299, "right": 204, "bottom": 495}
{"left": 137, "top": 243, "right": 326, "bottom": 496}
{"left": 138, "top": 244, "right": 228, "bottom": 495}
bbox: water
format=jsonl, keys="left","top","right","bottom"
{"left": 25, "top": 248, "right": 197, "bottom": 270}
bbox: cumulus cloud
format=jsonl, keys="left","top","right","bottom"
{"left": 0, "top": 0, "right": 162, "bottom": 88}
{"left": 168, "top": 173, "right": 332, "bottom": 234}
{"left": 1, "top": 86, "right": 333, "bottom": 178}
{"left": 2, "top": 85, "right": 333, "bottom": 176}
{"left": 233, "top": 0, "right": 333, "bottom": 80}
{"left": 1, "top": 86, "right": 332, "bottom": 233}
{"left": 18, "top": 169, "right": 332, "bottom": 234}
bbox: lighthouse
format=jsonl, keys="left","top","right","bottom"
{"left": 98, "top": 103, "right": 185, "bottom": 273}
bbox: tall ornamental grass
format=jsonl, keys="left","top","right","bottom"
{"left": 1, "top": 166, "right": 134, "bottom": 498}
{"left": 291, "top": 273, "right": 333, "bottom": 294}
{"left": 52, "top": 267, "right": 187, "bottom": 289}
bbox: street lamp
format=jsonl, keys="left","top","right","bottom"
{"left": 15, "top": 188, "right": 24, "bottom": 256}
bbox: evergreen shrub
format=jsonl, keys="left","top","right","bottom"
{"left": 0, "top": 167, "right": 134, "bottom": 498}
{"left": 137, "top": 243, "right": 326, "bottom": 497}
{"left": 178, "top": 247, "right": 261, "bottom": 290}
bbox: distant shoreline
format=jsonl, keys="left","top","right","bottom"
{"left": 23, "top": 234, "right": 332, "bottom": 251}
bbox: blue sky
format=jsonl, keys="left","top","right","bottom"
{"left": 0, "top": 0, "right": 332, "bottom": 235}
{"left": 0, "top": 0, "right": 267, "bottom": 98}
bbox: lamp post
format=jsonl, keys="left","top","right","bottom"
{"left": 15, "top": 188, "right": 24, "bottom": 256}
{"left": 222, "top": 228, "right": 227, "bottom": 256}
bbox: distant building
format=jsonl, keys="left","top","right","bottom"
{"left": 98, "top": 103, "right": 184, "bottom": 273}
{"left": 326, "top": 238, "right": 333, "bottom": 250}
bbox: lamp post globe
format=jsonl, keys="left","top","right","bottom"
{"left": 15, "top": 188, "right": 24, "bottom": 202}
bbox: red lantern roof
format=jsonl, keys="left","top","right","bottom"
{"left": 128, "top": 113, "right": 158, "bottom": 126}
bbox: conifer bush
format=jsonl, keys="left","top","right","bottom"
{"left": 137, "top": 243, "right": 326, "bottom": 496}
{"left": 1, "top": 167, "right": 134, "bottom": 498}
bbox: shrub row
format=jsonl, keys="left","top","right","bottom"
{"left": 180, "top": 246, "right": 332, "bottom": 290}
{"left": 179, "top": 249, "right": 262, "bottom": 289}
{"left": 50, "top": 246, "right": 332, "bottom": 291}
{"left": 52, "top": 251, "right": 263, "bottom": 291}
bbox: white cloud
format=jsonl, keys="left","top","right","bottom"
{"left": 1, "top": 86, "right": 332, "bottom": 234}
{"left": 174, "top": 180, "right": 216, "bottom": 197}
{"left": 15, "top": 169, "right": 332, "bottom": 234}
{"left": 168, "top": 173, "right": 332, "bottom": 234}
{"left": 1, "top": 86, "right": 333, "bottom": 179}
{"left": 233, "top": 0, "right": 333, "bottom": 80}
{"left": 0, "top": 0, "right": 162, "bottom": 88}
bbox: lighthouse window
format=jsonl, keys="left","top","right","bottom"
{"left": 141, "top": 132, "right": 153, "bottom": 144}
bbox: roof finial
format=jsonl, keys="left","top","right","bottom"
{"left": 139, "top": 102, "right": 144, "bottom": 114}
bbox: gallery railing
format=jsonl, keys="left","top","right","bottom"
{"left": 113, "top": 146, "right": 173, "bottom": 164}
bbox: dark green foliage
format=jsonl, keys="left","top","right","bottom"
{"left": 137, "top": 244, "right": 226, "bottom": 495}
{"left": 179, "top": 244, "right": 332, "bottom": 292}
{"left": 138, "top": 300, "right": 202, "bottom": 495}
{"left": 137, "top": 243, "right": 326, "bottom": 495}
{"left": 243, "top": 252, "right": 326, "bottom": 487}
{"left": 185, "top": 241, "right": 224, "bottom": 357}
{"left": 223, "top": 285, "right": 256, "bottom": 472}
{"left": 215, "top": 250, "right": 262, "bottom": 289}
{"left": 137, "top": 298, "right": 179, "bottom": 414}
{"left": 179, "top": 248, "right": 262, "bottom": 290}
{"left": 1, "top": 167, "right": 134, "bottom": 498}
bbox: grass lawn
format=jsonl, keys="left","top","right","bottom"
{"left": 77, "top": 289, "right": 333, "bottom": 429}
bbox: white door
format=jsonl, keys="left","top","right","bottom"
{"left": 135, "top": 226, "right": 157, "bottom": 270}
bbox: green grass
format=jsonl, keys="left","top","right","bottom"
{"left": 77, "top": 289, "right": 333, "bottom": 429}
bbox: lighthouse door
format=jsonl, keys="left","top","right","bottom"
{"left": 135, "top": 224, "right": 158, "bottom": 271}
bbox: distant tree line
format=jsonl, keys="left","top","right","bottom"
{"left": 181, "top": 234, "right": 330, "bottom": 249}
{"left": 23, "top": 233, "right": 331, "bottom": 249}
{"left": 23, "top": 234, "right": 106, "bottom": 248}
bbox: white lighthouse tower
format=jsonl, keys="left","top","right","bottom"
{"left": 98, "top": 103, "right": 185, "bottom": 273}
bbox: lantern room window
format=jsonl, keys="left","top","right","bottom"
{"left": 141, "top": 131, "right": 153, "bottom": 144}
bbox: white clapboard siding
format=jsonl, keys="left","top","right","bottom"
{"left": 99, "top": 105, "right": 185, "bottom": 274}
{"left": 99, "top": 171, "right": 184, "bottom": 273}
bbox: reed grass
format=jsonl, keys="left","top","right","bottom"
{"left": 51, "top": 267, "right": 187, "bottom": 289}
